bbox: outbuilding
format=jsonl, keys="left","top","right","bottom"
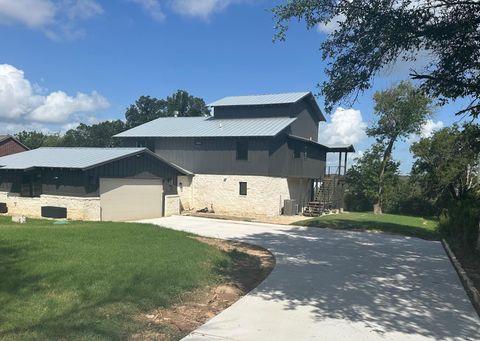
{"left": 0, "top": 147, "right": 191, "bottom": 221}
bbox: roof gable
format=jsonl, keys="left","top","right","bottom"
{"left": 0, "top": 147, "right": 191, "bottom": 174}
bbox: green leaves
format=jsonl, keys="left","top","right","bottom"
{"left": 411, "top": 123, "right": 480, "bottom": 203}
{"left": 125, "top": 90, "right": 209, "bottom": 129}
{"left": 273, "top": 0, "right": 480, "bottom": 117}
{"left": 367, "top": 81, "right": 432, "bottom": 141}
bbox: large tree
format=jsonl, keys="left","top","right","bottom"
{"left": 345, "top": 143, "right": 400, "bottom": 211}
{"left": 15, "top": 131, "right": 62, "bottom": 149}
{"left": 411, "top": 123, "right": 480, "bottom": 203}
{"left": 411, "top": 124, "right": 480, "bottom": 249}
{"left": 125, "top": 90, "right": 209, "bottom": 129}
{"left": 273, "top": 0, "right": 480, "bottom": 117}
{"left": 62, "top": 120, "right": 126, "bottom": 147}
{"left": 368, "top": 81, "right": 431, "bottom": 213}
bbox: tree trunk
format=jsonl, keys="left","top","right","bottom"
{"left": 373, "top": 137, "right": 396, "bottom": 214}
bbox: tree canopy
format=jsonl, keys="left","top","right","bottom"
{"left": 125, "top": 90, "right": 209, "bottom": 128}
{"left": 411, "top": 123, "right": 480, "bottom": 202}
{"left": 15, "top": 90, "right": 208, "bottom": 149}
{"left": 273, "top": 0, "right": 480, "bottom": 117}
{"left": 345, "top": 143, "right": 400, "bottom": 211}
{"left": 367, "top": 81, "right": 431, "bottom": 213}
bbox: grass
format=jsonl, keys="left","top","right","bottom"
{"left": 0, "top": 216, "right": 234, "bottom": 340}
{"left": 294, "top": 212, "right": 439, "bottom": 240}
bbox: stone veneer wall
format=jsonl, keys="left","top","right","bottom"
{"left": 164, "top": 195, "right": 180, "bottom": 217}
{"left": 0, "top": 192, "right": 101, "bottom": 221}
{"left": 177, "top": 174, "right": 312, "bottom": 217}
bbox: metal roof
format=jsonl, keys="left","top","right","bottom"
{"left": 0, "top": 147, "right": 192, "bottom": 174}
{"left": 287, "top": 135, "right": 355, "bottom": 153}
{"left": 208, "top": 92, "right": 311, "bottom": 107}
{"left": 114, "top": 116, "right": 297, "bottom": 138}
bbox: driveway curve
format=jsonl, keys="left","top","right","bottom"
{"left": 139, "top": 216, "right": 480, "bottom": 341}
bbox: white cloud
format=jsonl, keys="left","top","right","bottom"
{"left": 64, "top": 0, "right": 103, "bottom": 20}
{"left": 406, "top": 119, "right": 444, "bottom": 145}
{"left": 318, "top": 107, "right": 367, "bottom": 146}
{"left": 0, "top": 0, "right": 56, "bottom": 27}
{"left": 0, "top": 64, "right": 109, "bottom": 124}
{"left": 316, "top": 14, "right": 346, "bottom": 34}
{"left": 170, "top": 0, "right": 233, "bottom": 19}
{"left": 0, "top": 0, "right": 103, "bottom": 39}
{"left": 420, "top": 119, "right": 444, "bottom": 138}
{"left": 130, "top": 0, "right": 165, "bottom": 21}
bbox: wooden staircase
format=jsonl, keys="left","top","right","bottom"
{"left": 304, "top": 177, "right": 337, "bottom": 217}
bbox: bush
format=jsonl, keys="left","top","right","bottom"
{"left": 438, "top": 192, "right": 480, "bottom": 250}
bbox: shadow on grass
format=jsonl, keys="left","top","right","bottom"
{"left": 295, "top": 218, "right": 439, "bottom": 240}
{"left": 213, "top": 245, "right": 275, "bottom": 293}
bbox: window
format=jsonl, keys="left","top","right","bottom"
{"left": 236, "top": 140, "right": 248, "bottom": 160}
{"left": 21, "top": 173, "right": 42, "bottom": 197}
{"left": 294, "top": 148, "right": 301, "bottom": 159}
{"left": 239, "top": 182, "right": 247, "bottom": 196}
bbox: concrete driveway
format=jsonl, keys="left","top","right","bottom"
{"left": 139, "top": 216, "right": 480, "bottom": 341}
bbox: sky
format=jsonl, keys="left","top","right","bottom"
{"left": 0, "top": 0, "right": 472, "bottom": 173}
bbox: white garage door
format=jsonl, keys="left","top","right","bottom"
{"left": 100, "top": 178, "right": 163, "bottom": 221}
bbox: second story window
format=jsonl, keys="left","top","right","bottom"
{"left": 236, "top": 140, "right": 248, "bottom": 160}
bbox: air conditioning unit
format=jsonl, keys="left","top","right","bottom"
{"left": 283, "top": 199, "right": 299, "bottom": 216}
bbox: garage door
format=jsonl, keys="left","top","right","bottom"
{"left": 100, "top": 178, "right": 163, "bottom": 221}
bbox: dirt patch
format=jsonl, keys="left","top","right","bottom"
{"left": 451, "top": 245, "right": 480, "bottom": 294}
{"left": 184, "top": 211, "right": 311, "bottom": 225}
{"left": 131, "top": 237, "right": 275, "bottom": 340}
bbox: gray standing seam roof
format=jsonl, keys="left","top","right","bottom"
{"left": 208, "top": 92, "right": 311, "bottom": 107}
{"left": 114, "top": 116, "right": 297, "bottom": 138}
{"left": 0, "top": 147, "right": 192, "bottom": 174}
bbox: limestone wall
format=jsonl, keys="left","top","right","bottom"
{"left": 164, "top": 195, "right": 180, "bottom": 217}
{"left": 177, "top": 175, "right": 193, "bottom": 210}
{"left": 0, "top": 192, "right": 101, "bottom": 221}
{"left": 180, "top": 174, "right": 312, "bottom": 217}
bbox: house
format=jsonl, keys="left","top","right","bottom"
{"left": 0, "top": 135, "right": 29, "bottom": 156}
{"left": 0, "top": 91, "right": 354, "bottom": 221}
{"left": 0, "top": 147, "right": 190, "bottom": 221}
{"left": 115, "top": 92, "right": 354, "bottom": 217}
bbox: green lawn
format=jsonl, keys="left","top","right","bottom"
{"left": 0, "top": 217, "right": 233, "bottom": 340}
{"left": 294, "top": 212, "right": 439, "bottom": 240}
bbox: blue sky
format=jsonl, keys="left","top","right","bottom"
{"left": 0, "top": 0, "right": 471, "bottom": 173}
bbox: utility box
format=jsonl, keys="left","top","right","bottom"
{"left": 283, "top": 199, "right": 299, "bottom": 216}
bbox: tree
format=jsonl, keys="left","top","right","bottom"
{"left": 345, "top": 143, "right": 400, "bottom": 212}
{"left": 125, "top": 96, "right": 168, "bottom": 129}
{"left": 273, "top": 1, "right": 480, "bottom": 117}
{"left": 368, "top": 81, "right": 431, "bottom": 213}
{"left": 125, "top": 90, "right": 209, "bottom": 129}
{"left": 62, "top": 120, "right": 126, "bottom": 147}
{"left": 166, "top": 90, "right": 210, "bottom": 117}
{"left": 15, "top": 131, "right": 62, "bottom": 149}
{"left": 411, "top": 124, "right": 480, "bottom": 249}
{"left": 411, "top": 124, "right": 480, "bottom": 203}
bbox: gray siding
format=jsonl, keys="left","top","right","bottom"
{"left": 212, "top": 99, "right": 319, "bottom": 141}
{"left": 0, "top": 153, "right": 180, "bottom": 198}
{"left": 119, "top": 97, "right": 325, "bottom": 178}
{"left": 213, "top": 104, "right": 291, "bottom": 119}
{"left": 268, "top": 135, "right": 326, "bottom": 179}
{"left": 154, "top": 137, "right": 270, "bottom": 175}
{"left": 289, "top": 100, "right": 319, "bottom": 141}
